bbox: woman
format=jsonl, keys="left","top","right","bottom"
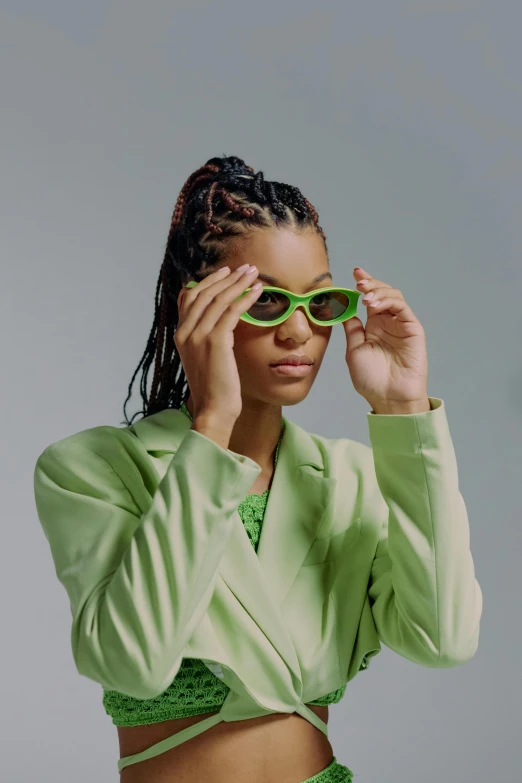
{"left": 34, "top": 155, "right": 482, "bottom": 781}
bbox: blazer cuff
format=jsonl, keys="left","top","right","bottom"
{"left": 175, "top": 427, "right": 263, "bottom": 494}
{"left": 366, "top": 397, "right": 448, "bottom": 454}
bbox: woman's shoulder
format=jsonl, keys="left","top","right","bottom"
{"left": 34, "top": 408, "right": 192, "bottom": 486}
{"left": 35, "top": 419, "right": 145, "bottom": 475}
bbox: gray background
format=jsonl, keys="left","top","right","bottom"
{"left": 1, "top": 1, "right": 519, "bottom": 781}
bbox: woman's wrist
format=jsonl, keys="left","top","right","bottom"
{"left": 191, "top": 415, "right": 234, "bottom": 450}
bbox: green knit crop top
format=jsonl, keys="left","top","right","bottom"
{"left": 102, "top": 403, "right": 347, "bottom": 726}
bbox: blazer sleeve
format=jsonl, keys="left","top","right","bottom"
{"left": 364, "top": 397, "right": 483, "bottom": 668}
{"left": 33, "top": 426, "right": 262, "bottom": 700}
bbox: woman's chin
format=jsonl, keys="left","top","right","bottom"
{"left": 262, "top": 380, "right": 314, "bottom": 406}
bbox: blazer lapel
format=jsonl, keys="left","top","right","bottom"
{"left": 255, "top": 417, "right": 337, "bottom": 603}
{"left": 129, "top": 408, "right": 337, "bottom": 685}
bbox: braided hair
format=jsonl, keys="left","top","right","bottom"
{"left": 121, "top": 154, "right": 328, "bottom": 426}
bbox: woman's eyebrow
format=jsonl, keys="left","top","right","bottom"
{"left": 256, "top": 271, "right": 333, "bottom": 288}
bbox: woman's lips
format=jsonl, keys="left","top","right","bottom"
{"left": 269, "top": 363, "right": 313, "bottom": 376}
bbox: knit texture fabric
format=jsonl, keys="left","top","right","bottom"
{"left": 102, "top": 404, "right": 347, "bottom": 726}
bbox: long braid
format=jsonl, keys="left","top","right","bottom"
{"left": 120, "top": 155, "right": 327, "bottom": 426}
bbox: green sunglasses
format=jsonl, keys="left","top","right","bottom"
{"left": 186, "top": 280, "right": 362, "bottom": 326}
{"left": 184, "top": 280, "right": 362, "bottom": 327}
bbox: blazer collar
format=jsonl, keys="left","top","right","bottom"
{"left": 129, "top": 408, "right": 337, "bottom": 685}
{"left": 129, "top": 406, "right": 325, "bottom": 470}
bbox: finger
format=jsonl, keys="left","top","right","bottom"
{"left": 195, "top": 267, "right": 260, "bottom": 335}
{"left": 365, "top": 295, "right": 418, "bottom": 322}
{"left": 179, "top": 265, "right": 232, "bottom": 305}
{"left": 343, "top": 315, "right": 366, "bottom": 351}
{"left": 361, "top": 286, "right": 405, "bottom": 304}
{"left": 353, "top": 267, "right": 391, "bottom": 287}
{"left": 178, "top": 265, "right": 250, "bottom": 324}
{"left": 178, "top": 267, "right": 259, "bottom": 340}
{"left": 355, "top": 271, "right": 396, "bottom": 294}
{"left": 214, "top": 283, "right": 264, "bottom": 333}
{"left": 178, "top": 265, "right": 232, "bottom": 310}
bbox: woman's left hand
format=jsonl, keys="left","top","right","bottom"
{"left": 342, "top": 266, "right": 429, "bottom": 412}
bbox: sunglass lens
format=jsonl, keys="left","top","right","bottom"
{"left": 247, "top": 291, "right": 292, "bottom": 321}
{"left": 310, "top": 291, "right": 351, "bottom": 321}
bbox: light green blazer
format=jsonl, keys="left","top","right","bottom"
{"left": 33, "top": 396, "right": 482, "bottom": 772}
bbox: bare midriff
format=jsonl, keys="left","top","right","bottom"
{"left": 117, "top": 704, "right": 332, "bottom": 783}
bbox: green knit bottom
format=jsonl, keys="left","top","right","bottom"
{"left": 301, "top": 756, "right": 354, "bottom": 782}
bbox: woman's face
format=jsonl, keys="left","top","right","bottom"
{"left": 199, "top": 228, "right": 333, "bottom": 409}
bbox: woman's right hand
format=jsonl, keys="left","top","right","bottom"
{"left": 175, "top": 263, "right": 262, "bottom": 428}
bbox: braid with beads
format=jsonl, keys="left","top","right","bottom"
{"left": 120, "top": 154, "right": 328, "bottom": 426}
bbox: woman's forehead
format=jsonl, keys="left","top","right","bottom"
{"left": 228, "top": 230, "right": 329, "bottom": 282}
{"left": 193, "top": 229, "right": 330, "bottom": 290}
